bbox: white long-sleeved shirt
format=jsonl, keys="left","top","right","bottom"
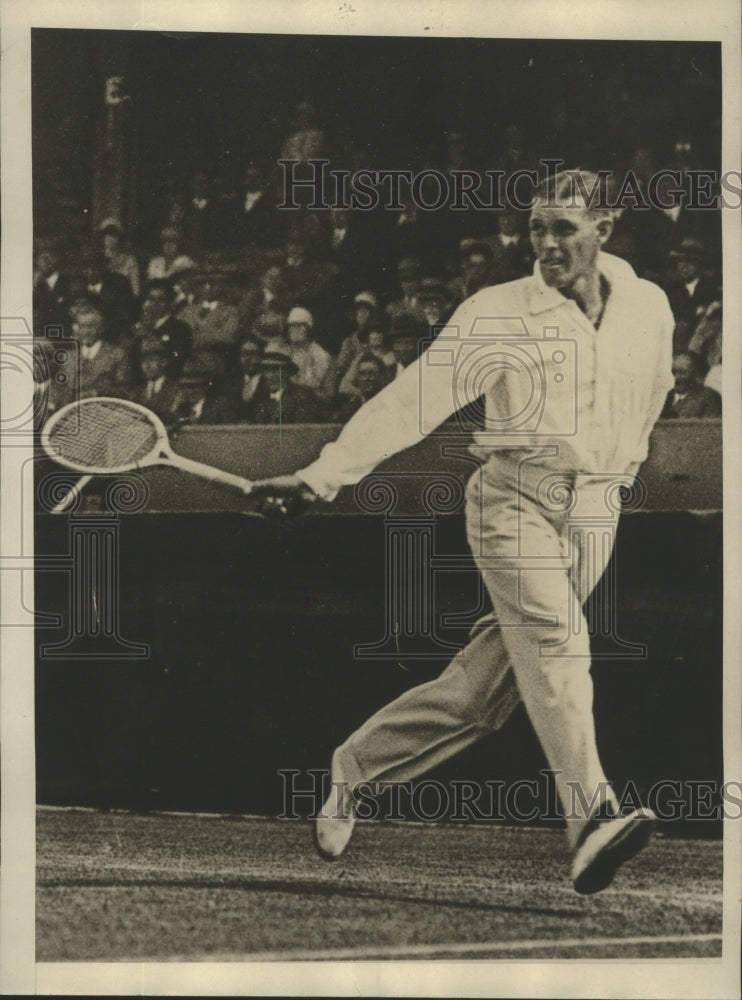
{"left": 298, "top": 253, "right": 674, "bottom": 500}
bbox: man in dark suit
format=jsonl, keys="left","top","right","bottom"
{"left": 133, "top": 280, "right": 193, "bottom": 377}
{"left": 661, "top": 237, "right": 720, "bottom": 354}
{"left": 33, "top": 244, "right": 73, "bottom": 337}
{"left": 172, "top": 351, "right": 239, "bottom": 425}
{"left": 83, "top": 253, "right": 138, "bottom": 344}
{"left": 661, "top": 351, "right": 721, "bottom": 419}
{"left": 128, "top": 336, "right": 181, "bottom": 423}
{"left": 229, "top": 165, "right": 281, "bottom": 250}
{"left": 243, "top": 352, "right": 323, "bottom": 424}
{"left": 181, "top": 170, "right": 220, "bottom": 255}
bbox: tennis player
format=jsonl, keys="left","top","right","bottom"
{"left": 253, "top": 170, "right": 675, "bottom": 894}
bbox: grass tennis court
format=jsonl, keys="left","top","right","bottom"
{"left": 36, "top": 806, "right": 722, "bottom": 962}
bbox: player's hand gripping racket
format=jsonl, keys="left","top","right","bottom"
{"left": 41, "top": 397, "right": 257, "bottom": 511}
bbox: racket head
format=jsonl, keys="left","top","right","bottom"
{"left": 41, "top": 396, "right": 171, "bottom": 475}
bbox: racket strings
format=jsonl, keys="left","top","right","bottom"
{"left": 46, "top": 399, "right": 160, "bottom": 471}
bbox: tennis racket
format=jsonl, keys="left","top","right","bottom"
{"left": 41, "top": 397, "right": 256, "bottom": 507}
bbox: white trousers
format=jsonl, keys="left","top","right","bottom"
{"left": 336, "top": 453, "right": 627, "bottom": 846}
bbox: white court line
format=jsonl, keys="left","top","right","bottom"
{"left": 151, "top": 933, "right": 723, "bottom": 963}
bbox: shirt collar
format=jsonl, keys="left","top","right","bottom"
{"left": 526, "top": 252, "right": 627, "bottom": 316}
{"left": 82, "top": 339, "right": 102, "bottom": 360}
{"left": 527, "top": 261, "right": 568, "bottom": 315}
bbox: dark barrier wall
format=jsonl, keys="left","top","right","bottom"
{"left": 34, "top": 419, "right": 723, "bottom": 832}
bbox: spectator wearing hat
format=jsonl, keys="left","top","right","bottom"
{"left": 330, "top": 291, "right": 381, "bottom": 391}
{"left": 386, "top": 257, "right": 427, "bottom": 326}
{"left": 129, "top": 336, "right": 181, "bottom": 421}
{"left": 388, "top": 312, "right": 431, "bottom": 378}
{"left": 146, "top": 226, "right": 197, "bottom": 282}
{"left": 662, "top": 237, "right": 719, "bottom": 354}
{"left": 172, "top": 351, "right": 238, "bottom": 425}
{"left": 98, "top": 219, "right": 141, "bottom": 298}
{"left": 243, "top": 352, "right": 323, "bottom": 424}
{"left": 179, "top": 273, "right": 241, "bottom": 362}
{"left": 660, "top": 351, "right": 721, "bottom": 419}
{"left": 333, "top": 353, "right": 390, "bottom": 423}
{"left": 235, "top": 335, "right": 267, "bottom": 416}
{"left": 133, "top": 279, "right": 193, "bottom": 377}
{"left": 265, "top": 306, "right": 332, "bottom": 396}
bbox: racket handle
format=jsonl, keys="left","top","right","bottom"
{"left": 51, "top": 475, "right": 93, "bottom": 513}
{"left": 169, "top": 454, "right": 254, "bottom": 494}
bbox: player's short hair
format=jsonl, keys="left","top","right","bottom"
{"left": 531, "top": 169, "right": 612, "bottom": 216}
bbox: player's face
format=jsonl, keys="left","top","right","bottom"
{"left": 528, "top": 202, "right": 611, "bottom": 292}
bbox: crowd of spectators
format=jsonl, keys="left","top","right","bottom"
{"left": 32, "top": 105, "right": 723, "bottom": 430}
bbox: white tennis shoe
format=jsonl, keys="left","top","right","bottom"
{"left": 313, "top": 751, "right": 356, "bottom": 861}
{"left": 571, "top": 807, "right": 656, "bottom": 894}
